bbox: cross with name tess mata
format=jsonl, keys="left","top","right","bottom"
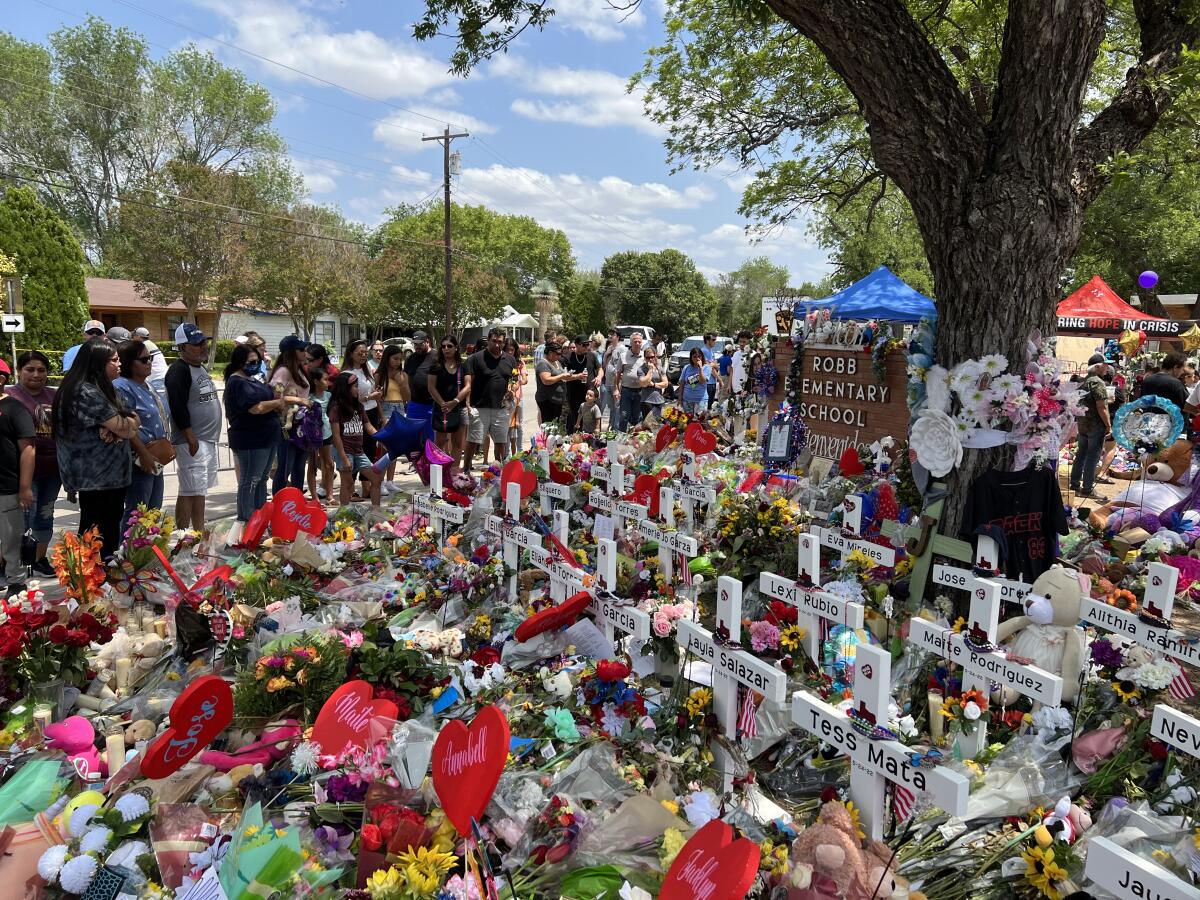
{"left": 676, "top": 576, "right": 787, "bottom": 792}
{"left": 907, "top": 576, "right": 1064, "bottom": 757}
{"left": 414, "top": 464, "right": 466, "bottom": 544}
{"left": 792, "top": 641, "right": 971, "bottom": 841}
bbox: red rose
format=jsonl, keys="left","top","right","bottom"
{"left": 470, "top": 646, "right": 501, "bottom": 666}
{"left": 393, "top": 695, "right": 412, "bottom": 721}
{"left": 0, "top": 624, "right": 23, "bottom": 658}
{"left": 595, "top": 659, "right": 631, "bottom": 682}
{"left": 1144, "top": 739, "right": 1169, "bottom": 761}
{"left": 545, "top": 843, "right": 572, "bottom": 863}
{"left": 377, "top": 811, "right": 401, "bottom": 843}
{"left": 66, "top": 628, "right": 90, "bottom": 648}
{"left": 49, "top": 624, "right": 69, "bottom": 644}
{"left": 360, "top": 823, "right": 382, "bottom": 851}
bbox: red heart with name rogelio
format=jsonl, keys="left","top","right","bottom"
{"left": 500, "top": 459, "right": 538, "bottom": 499}
{"left": 659, "top": 819, "right": 760, "bottom": 900}
{"left": 311, "top": 680, "right": 398, "bottom": 756}
{"left": 141, "top": 675, "right": 234, "bottom": 779}
{"left": 271, "top": 487, "right": 328, "bottom": 541}
{"left": 684, "top": 423, "right": 717, "bottom": 456}
{"left": 514, "top": 590, "right": 592, "bottom": 643}
{"left": 431, "top": 704, "right": 510, "bottom": 834}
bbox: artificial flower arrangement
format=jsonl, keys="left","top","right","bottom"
{"left": 578, "top": 659, "right": 650, "bottom": 740}
{"left": 37, "top": 790, "right": 155, "bottom": 898}
{"left": 234, "top": 633, "right": 349, "bottom": 720}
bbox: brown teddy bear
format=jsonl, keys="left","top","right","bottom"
{"left": 790, "top": 801, "right": 896, "bottom": 898}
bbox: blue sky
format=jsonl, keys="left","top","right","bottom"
{"left": 9, "top": 0, "right": 832, "bottom": 284}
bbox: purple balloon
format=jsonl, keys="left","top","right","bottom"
{"left": 1137, "top": 270, "right": 1159, "bottom": 290}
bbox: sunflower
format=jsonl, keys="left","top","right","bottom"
{"left": 1022, "top": 845, "right": 1067, "bottom": 899}
{"left": 951, "top": 616, "right": 968, "bottom": 634}
{"left": 685, "top": 687, "right": 713, "bottom": 719}
{"left": 780, "top": 625, "right": 807, "bottom": 651}
{"left": 843, "top": 800, "right": 866, "bottom": 840}
{"left": 1112, "top": 680, "right": 1141, "bottom": 702}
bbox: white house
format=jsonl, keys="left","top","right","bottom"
{"left": 217, "top": 308, "right": 368, "bottom": 356}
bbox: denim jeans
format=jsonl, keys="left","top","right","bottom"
{"left": 599, "top": 383, "right": 614, "bottom": 426}
{"left": 24, "top": 473, "right": 61, "bottom": 544}
{"left": 272, "top": 436, "right": 306, "bottom": 494}
{"left": 123, "top": 467, "right": 165, "bottom": 532}
{"left": 236, "top": 445, "right": 276, "bottom": 521}
{"left": 617, "top": 387, "right": 642, "bottom": 431}
{"left": 1070, "top": 427, "right": 1105, "bottom": 493}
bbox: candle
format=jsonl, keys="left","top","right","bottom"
{"left": 114, "top": 658, "right": 131, "bottom": 691}
{"left": 154, "top": 620, "right": 167, "bottom": 639}
{"left": 32, "top": 704, "right": 53, "bottom": 732}
{"left": 928, "top": 691, "right": 945, "bottom": 745}
{"left": 105, "top": 730, "right": 125, "bottom": 777}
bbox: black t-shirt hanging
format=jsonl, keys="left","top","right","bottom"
{"left": 960, "top": 466, "right": 1069, "bottom": 582}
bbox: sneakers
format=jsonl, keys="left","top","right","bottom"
{"left": 387, "top": 480, "right": 401, "bottom": 494}
{"left": 32, "top": 558, "right": 55, "bottom": 577}
{"left": 4, "top": 579, "right": 26, "bottom": 597}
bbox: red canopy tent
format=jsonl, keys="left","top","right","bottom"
{"left": 1056, "top": 275, "right": 1159, "bottom": 321}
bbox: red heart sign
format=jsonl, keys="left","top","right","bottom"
{"left": 630, "top": 473, "right": 662, "bottom": 518}
{"left": 241, "top": 501, "right": 273, "bottom": 549}
{"left": 684, "top": 423, "right": 717, "bottom": 456}
{"left": 141, "top": 675, "right": 234, "bottom": 779}
{"left": 655, "top": 424, "right": 679, "bottom": 452}
{"left": 271, "top": 487, "right": 328, "bottom": 541}
{"left": 431, "top": 704, "right": 510, "bottom": 834}
{"left": 660, "top": 819, "right": 760, "bottom": 900}
{"left": 311, "top": 680, "right": 398, "bottom": 756}
{"left": 191, "top": 564, "right": 233, "bottom": 594}
{"left": 500, "top": 459, "right": 537, "bottom": 499}
{"left": 549, "top": 461, "right": 575, "bottom": 485}
{"left": 514, "top": 590, "right": 592, "bottom": 643}
{"left": 838, "top": 447, "right": 865, "bottom": 476}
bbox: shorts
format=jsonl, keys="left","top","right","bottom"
{"left": 469, "top": 406, "right": 510, "bottom": 445}
{"left": 339, "top": 450, "right": 372, "bottom": 474}
{"left": 176, "top": 439, "right": 219, "bottom": 496}
{"left": 321, "top": 437, "right": 332, "bottom": 447}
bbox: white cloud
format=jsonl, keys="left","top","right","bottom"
{"left": 551, "top": 0, "right": 646, "bottom": 41}
{"left": 372, "top": 107, "right": 498, "bottom": 151}
{"left": 194, "top": 0, "right": 455, "bottom": 99}
{"left": 492, "top": 56, "right": 661, "bottom": 137}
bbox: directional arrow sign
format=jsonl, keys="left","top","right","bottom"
{"left": 1, "top": 314, "right": 25, "bottom": 333}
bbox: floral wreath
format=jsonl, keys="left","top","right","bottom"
{"left": 1111, "top": 394, "right": 1184, "bottom": 454}
{"left": 760, "top": 402, "right": 808, "bottom": 468}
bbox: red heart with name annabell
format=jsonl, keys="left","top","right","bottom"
{"left": 311, "top": 680, "right": 398, "bottom": 756}
{"left": 659, "top": 819, "right": 760, "bottom": 900}
{"left": 656, "top": 424, "right": 679, "bottom": 452}
{"left": 431, "top": 704, "right": 510, "bottom": 834}
{"left": 514, "top": 590, "right": 593, "bottom": 643}
{"left": 141, "top": 675, "right": 234, "bottom": 779}
{"left": 684, "top": 423, "right": 717, "bottom": 456}
{"left": 500, "top": 459, "right": 537, "bottom": 499}
{"left": 270, "top": 487, "right": 328, "bottom": 541}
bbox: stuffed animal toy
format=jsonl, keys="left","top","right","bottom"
{"left": 44, "top": 716, "right": 105, "bottom": 779}
{"left": 198, "top": 720, "right": 300, "bottom": 772}
{"left": 1091, "top": 439, "right": 1196, "bottom": 530}
{"left": 1033, "top": 796, "right": 1092, "bottom": 847}
{"left": 995, "top": 566, "right": 1089, "bottom": 704}
{"left": 790, "top": 801, "right": 895, "bottom": 898}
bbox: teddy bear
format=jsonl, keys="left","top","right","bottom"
{"left": 995, "top": 566, "right": 1089, "bottom": 704}
{"left": 1090, "top": 438, "right": 1196, "bottom": 530}
{"left": 790, "top": 801, "right": 894, "bottom": 898}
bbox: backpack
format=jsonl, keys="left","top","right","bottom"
{"left": 289, "top": 403, "right": 324, "bottom": 450}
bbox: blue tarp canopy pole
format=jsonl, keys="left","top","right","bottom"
{"left": 795, "top": 266, "right": 937, "bottom": 323}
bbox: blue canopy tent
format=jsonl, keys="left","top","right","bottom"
{"left": 796, "top": 266, "right": 937, "bottom": 322}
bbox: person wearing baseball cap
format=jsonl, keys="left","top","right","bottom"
{"left": 402, "top": 331, "right": 436, "bottom": 430}
{"left": 131, "top": 327, "right": 168, "bottom": 389}
{"left": 166, "top": 323, "right": 221, "bottom": 531}
{"left": 1069, "top": 353, "right": 1112, "bottom": 499}
{"left": 106, "top": 325, "right": 132, "bottom": 343}
{"left": 61, "top": 320, "right": 107, "bottom": 373}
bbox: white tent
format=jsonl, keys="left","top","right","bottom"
{"left": 498, "top": 306, "right": 538, "bottom": 344}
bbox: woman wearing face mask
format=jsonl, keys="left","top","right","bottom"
{"left": 269, "top": 336, "right": 311, "bottom": 493}
{"left": 7, "top": 351, "right": 59, "bottom": 574}
{"left": 225, "top": 343, "right": 306, "bottom": 523}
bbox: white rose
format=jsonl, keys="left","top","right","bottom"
{"left": 911, "top": 408, "right": 964, "bottom": 476}
{"left": 962, "top": 701, "right": 982, "bottom": 721}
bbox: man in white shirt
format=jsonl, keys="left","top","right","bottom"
{"left": 133, "top": 327, "right": 170, "bottom": 393}
{"left": 730, "top": 330, "right": 751, "bottom": 394}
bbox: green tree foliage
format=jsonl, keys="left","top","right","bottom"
{"left": 371, "top": 202, "right": 575, "bottom": 337}
{"left": 0, "top": 185, "right": 88, "bottom": 351}
{"left": 0, "top": 16, "right": 281, "bottom": 256}
{"left": 558, "top": 270, "right": 605, "bottom": 339}
{"left": 712, "top": 256, "right": 790, "bottom": 334}
{"left": 600, "top": 249, "right": 715, "bottom": 340}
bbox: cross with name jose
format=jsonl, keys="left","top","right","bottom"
{"left": 931, "top": 534, "right": 1031, "bottom": 605}
{"left": 414, "top": 464, "right": 467, "bottom": 543}
{"left": 792, "top": 642, "right": 970, "bottom": 840}
{"left": 675, "top": 576, "right": 787, "bottom": 792}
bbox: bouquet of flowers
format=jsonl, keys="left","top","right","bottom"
{"left": 234, "top": 635, "right": 348, "bottom": 720}
{"left": 715, "top": 494, "right": 803, "bottom": 573}
{"left": 119, "top": 504, "right": 174, "bottom": 570}
{"left": 1089, "top": 634, "right": 1182, "bottom": 706}
{"left": 579, "top": 659, "right": 648, "bottom": 739}
{"left": 52, "top": 527, "right": 107, "bottom": 605}
{"left": 0, "top": 586, "right": 113, "bottom": 688}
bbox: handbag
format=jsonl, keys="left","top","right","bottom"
{"left": 144, "top": 437, "right": 177, "bottom": 466}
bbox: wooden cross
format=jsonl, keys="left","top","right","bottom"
{"left": 527, "top": 541, "right": 589, "bottom": 601}
{"left": 792, "top": 642, "right": 970, "bottom": 840}
{"left": 484, "top": 482, "right": 542, "bottom": 603}
{"left": 907, "top": 577, "right": 1063, "bottom": 756}
{"left": 759, "top": 531, "right": 866, "bottom": 663}
{"left": 676, "top": 576, "right": 787, "bottom": 792}
{"left": 879, "top": 486, "right": 974, "bottom": 605}
{"left": 536, "top": 449, "right": 572, "bottom": 518}
{"left": 413, "top": 464, "right": 466, "bottom": 544}
{"left": 676, "top": 451, "right": 716, "bottom": 532}
{"left": 588, "top": 537, "right": 651, "bottom": 645}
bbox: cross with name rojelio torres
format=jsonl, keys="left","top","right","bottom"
{"left": 484, "top": 482, "right": 543, "bottom": 603}
{"left": 414, "top": 464, "right": 466, "bottom": 544}
{"left": 759, "top": 531, "right": 866, "bottom": 663}
{"left": 792, "top": 642, "right": 970, "bottom": 841}
{"left": 587, "top": 475, "right": 647, "bottom": 540}
{"left": 907, "top": 577, "right": 1063, "bottom": 757}
{"left": 588, "top": 537, "right": 651, "bottom": 646}
{"left": 527, "top": 522, "right": 591, "bottom": 603}
{"left": 675, "top": 576, "right": 787, "bottom": 792}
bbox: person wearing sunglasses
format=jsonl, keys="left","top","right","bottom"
{"left": 637, "top": 345, "right": 670, "bottom": 421}
{"left": 115, "top": 340, "right": 171, "bottom": 533}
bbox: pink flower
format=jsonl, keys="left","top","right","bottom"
{"left": 653, "top": 612, "right": 672, "bottom": 637}
{"left": 338, "top": 630, "right": 364, "bottom": 649}
{"left": 749, "top": 620, "right": 780, "bottom": 652}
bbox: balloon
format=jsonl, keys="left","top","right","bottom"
{"left": 374, "top": 410, "right": 432, "bottom": 459}
{"left": 1180, "top": 323, "right": 1200, "bottom": 352}
{"left": 1118, "top": 329, "right": 1141, "bottom": 357}
{"left": 1137, "top": 270, "right": 1159, "bottom": 290}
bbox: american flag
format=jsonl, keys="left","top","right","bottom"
{"left": 737, "top": 688, "right": 760, "bottom": 740}
{"left": 1168, "top": 659, "right": 1196, "bottom": 702}
{"left": 893, "top": 785, "right": 915, "bottom": 823}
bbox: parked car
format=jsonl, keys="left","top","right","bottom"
{"left": 381, "top": 336, "right": 415, "bottom": 355}
{"left": 668, "top": 335, "right": 730, "bottom": 383}
{"left": 613, "top": 325, "right": 654, "bottom": 345}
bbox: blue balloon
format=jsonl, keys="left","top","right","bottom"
{"left": 374, "top": 410, "right": 432, "bottom": 459}
{"left": 1138, "top": 270, "right": 1159, "bottom": 290}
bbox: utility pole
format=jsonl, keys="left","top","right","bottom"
{"left": 422, "top": 125, "right": 469, "bottom": 336}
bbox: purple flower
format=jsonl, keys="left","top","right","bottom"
{"left": 264, "top": 655, "right": 286, "bottom": 668}
{"left": 326, "top": 774, "right": 367, "bottom": 803}
{"left": 1090, "top": 637, "right": 1124, "bottom": 669}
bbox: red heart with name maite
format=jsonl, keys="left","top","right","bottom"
{"left": 500, "top": 459, "right": 537, "bottom": 499}
{"left": 241, "top": 500, "right": 273, "bottom": 549}
{"left": 141, "top": 675, "right": 234, "bottom": 779}
{"left": 311, "top": 680, "right": 398, "bottom": 756}
{"left": 655, "top": 424, "right": 679, "bottom": 452}
{"left": 627, "top": 473, "right": 662, "bottom": 518}
{"left": 270, "top": 487, "right": 328, "bottom": 541}
{"left": 431, "top": 704, "right": 510, "bottom": 834}
{"left": 514, "top": 590, "right": 592, "bottom": 643}
{"left": 659, "top": 819, "right": 760, "bottom": 900}
{"left": 684, "top": 423, "right": 717, "bottom": 456}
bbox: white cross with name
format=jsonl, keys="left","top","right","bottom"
{"left": 589, "top": 441, "right": 632, "bottom": 495}
{"left": 759, "top": 531, "right": 866, "bottom": 663}
{"left": 1151, "top": 704, "right": 1200, "bottom": 763}
{"left": 1078, "top": 562, "right": 1200, "bottom": 674}
{"left": 907, "top": 577, "right": 1064, "bottom": 756}
{"left": 792, "top": 642, "right": 970, "bottom": 840}
{"left": 1084, "top": 835, "right": 1200, "bottom": 900}
{"left": 536, "top": 449, "right": 572, "bottom": 518}
{"left": 526, "top": 509, "right": 588, "bottom": 602}
{"left": 588, "top": 537, "right": 651, "bottom": 645}
{"left": 676, "top": 451, "right": 716, "bottom": 532}
{"left": 638, "top": 487, "right": 700, "bottom": 589}
{"left": 936, "top": 534, "right": 1033, "bottom": 604}
{"left": 676, "top": 576, "right": 787, "bottom": 792}
{"left": 813, "top": 494, "right": 897, "bottom": 568}
{"left": 484, "top": 483, "right": 543, "bottom": 602}
{"left": 414, "top": 464, "right": 466, "bottom": 544}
